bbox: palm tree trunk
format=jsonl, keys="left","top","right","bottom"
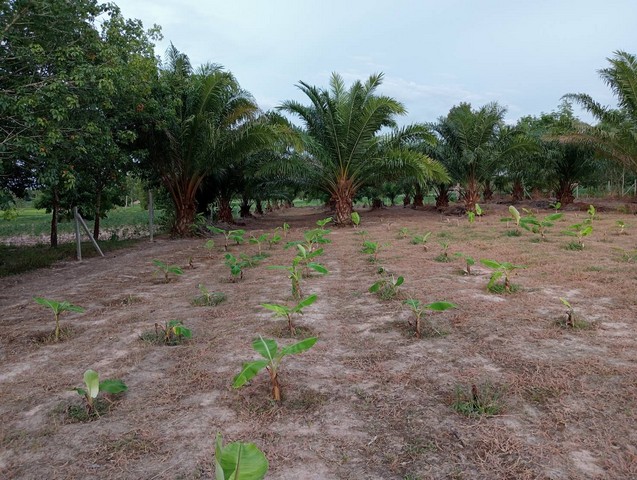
{"left": 239, "top": 195, "right": 252, "bottom": 218}
{"left": 333, "top": 178, "right": 354, "bottom": 225}
{"left": 556, "top": 181, "right": 575, "bottom": 206}
{"left": 412, "top": 184, "right": 424, "bottom": 207}
{"left": 255, "top": 199, "right": 263, "bottom": 215}
{"left": 483, "top": 180, "right": 494, "bottom": 202}
{"left": 463, "top": 176, "right": 480, "bottom": 212}
{"left": 511, "top": 179, "right": 524, "bottom": 202}
{"left": 403, "top": 194, "right": 411, "bottom": 207}
{"left": 435, "top": 184, "right": 449, "bottom": 209}
{"left": 217, "top": 196, "right": 234, "bottom": 223}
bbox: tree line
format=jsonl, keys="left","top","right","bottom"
{"left": 2, "top": 0, "right": 636, "bottom": 245}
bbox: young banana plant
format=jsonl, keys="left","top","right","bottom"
{"left": 233, "top": 336, "right": 317, "bottom": 401}
{"left": 34, "top": 297, "right": 84, "bottom": 342}
{"left": 480, "top": 259, "right": 526, "bottom": 293}
{"left": 73, "top": 369, "right": 127, "bottom": 416}
{"left": 215, "top": 433, "right": 268, "bottom": 480}
{"left": 152, "top": 259, "right": 183, "bottom": 283}
{"left": 261, "top": 294, "right": 317, "bottom": 336}
{"left": 403, "top": 299, "right": 456, "bottom": 338}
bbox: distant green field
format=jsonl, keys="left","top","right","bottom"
{"left": 0, "top": 205, "right": 158, "bottom": 238}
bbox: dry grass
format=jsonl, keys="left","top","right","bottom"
{"left": 1, "top": 200, "right": 636, "bottom": 479}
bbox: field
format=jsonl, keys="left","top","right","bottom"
{"left": 1, "top": 203, "right": 636, "bottom": 479}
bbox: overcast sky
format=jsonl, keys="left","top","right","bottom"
{"left": 114, "top": 0, "right": 635, "bottom": 125}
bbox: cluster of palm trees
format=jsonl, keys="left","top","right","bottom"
{"left": 141, "top": 48, "right": 637, "bottom": 234}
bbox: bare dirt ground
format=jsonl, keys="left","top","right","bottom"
{"left": 1, "top": 201, "right": 636, "bottom": 479}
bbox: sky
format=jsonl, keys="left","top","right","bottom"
{"left": 114, "top": 0, "right": 636, "bottom": 125}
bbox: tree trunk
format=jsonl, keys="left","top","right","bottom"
{"left": 483, "top": 180, "right": 494, "bottom": 202}
{"left": 463, "top": 176, "right": 480, "bottom": 212}
{"left": 333, "top": 178, "right": 354, "bottom": 225}
{"left": 371, "top": 198, "right": 384, "bottom": 210}
{"left": 93, "top": 190, "right": 101, "bottom": 240}
{"left": 239, "top": 196, "right": 252, "bottom": 218}
{"left": 412, "top": 184, "right": 424, "bottom": 208}
{"left": 403, "top": 194, "right": 411, "bottom": 207}
{"left": 217, "top": 196, "right": 234, "bottom": 223}
{"left": 285, "top": 199, "right": 293, "bottom": 208}
{"left": 173, "top": 200, "right": 197, "bottom": 236}
{"left": 511, "top": 179, "right": 524, "bottom": 202}
{"left": 255, "top": 199, "right": 263, "bottom": 215}
{"left": 50, "top": 189, "right": 58, "bottom": 248}
{"left": 435, "top": 184, "right": 449, "bottom": 209}
{"left": 556, "top": 181, "right": 575, "bottom": 206}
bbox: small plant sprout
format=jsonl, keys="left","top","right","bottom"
{"left": 34, "top": 297, "right": 84, "bottom": 342}
{"left": 411, "top": 231, "right": 432, "bottom": 250}
{"left": 203, "top": 239, "right": 215, "bottom": 257}
{"left": 434, "top": 241, "right": 451, "bottom": 262}
{"left": 208, "top": 227, "right": 246, "bottom": 250}
{"left": 155, "top": 320, "right": 192, "bottom": 345}
{"left": 351, "top": 211, "right": 361, "bottom": 227}
{"left": 369, "top": 274, "right": 404, "bottom": 300}
{"left": 193, "top": 284, "right": 226, "bottom": 307}
{"left": 316, "top": 217, "right": 332, "bottom": 227}
{"left": 520, "top": 211, "right": 563, "bottom": 239}
{"left": 467, "top": 203, "right": 482, "bottom": 224}
{"left": 249, "top": 233, "right": 268, "bottom": 255}
{"left": 616, "top": 220, "right": 627, "bottom": 235}
{"left": 452, "top": 383, "right": 503, "bottom": 417}
{"left": 152, "top": 259, "right": 183, "bottom": 283}
{"left": 505, "top": 205, "right": 522, "bottom": 227}
{"left": 480, "top": 259, "right": 526, "bottom": 293}
{"left": 261, "top": 294, "right": 317, "bottom": 336}
{"left": 73, "top": 369, "right": 127, "bottom": 417}
{"left": 560, "top": 297, "right": 575, "bottom": 327}
{"left": 225, "top": 253, "right": 246, "bottom": 280}
{"left": 587, "top": 204, "right": 596, "bottom": 222}
{"left": 188, "top": 256, "right": 195, "bottom": 269}
{"left": 268, "top": 229, "right": 282, "bottom": 248}
{"left": 397, "top": 227, "right": 411, "bottom": 239}
{"left": 215, "top": 433, "right": 268, "bottom": 480}
{"left": 282, "top": 222, "right": 290, "bottom": 238}
{"left": 565, "top": 222, "right": 593, "bottom": 249}
{"left": 233, "top": 335, "right": 317, "bottom": 402}
{"left": 403, "top": 299, "right": 456, "bottom": 338}
{"left": 361, "top": 240, "right": 385, "bottom": 262}
{"left": 269, "top": 245, "right": 328, "bottom": 299}
{"left": 453, "top": 252, "right": 475, "bottom": 274}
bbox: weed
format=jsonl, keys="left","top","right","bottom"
{"left": 361, "top": 240, "right": 386, "bottom": 262}
{"left": 33, "top": 297, "right": 84, "bottom": 342}
{"left": 505, "top": 229, "right": 522, "bottom": 237}
{"left": 403, "top": 299, "right": 456, "bottom": 338}
{"left": 351, "top": 212, "right": 360, "bottom": 227}
{"left": 565, "top": 241, "right": 583, "bottom": 251}
{"left": 233, "top": 335, "right": 317, "bottom": 402}
{"left": 616, "top": 220, "right": 627, "bottom": 235}
{"left": 225, "top": 253, "right": 247, "bottom": 280}
{"left": 192, "top": 284, "right": 226, "bottom": 306}
{"left": 397, "top": 227, "right": 411, "bottom": 239}
{"left": 249, "top": 233, "right": 268, "bottom": 255}
{"left": 557, "top": 297, "right": 592, "bottom": 329}
{"left": 152, "top": 259, "right": 183, "bottom": 283}
{"left": 452, "top": 383, "right": 504, "bottom": 417}
{"left": 208, "top": 226, "right": 246, "bottom": 250}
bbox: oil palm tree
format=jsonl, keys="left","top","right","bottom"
{"left": 141, "top": 46, "right": 278, "bottom": 234}
{"left": 279, "top": 73, "right": 447, "bottom": 225}
{"left": 564, "top": 50, "right": 637, "bottom": 173}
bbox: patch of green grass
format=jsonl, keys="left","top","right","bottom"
{"left": 434, "top": 254, "right": 451, "bottom": 262}
{"left": 0, "top": 238, "right": 139, "bottom": 277}
{"left": 487, "top": 283, "right": 521, "bottom": 294}
{"left": 505, "top": 229, "right": 521, "bottom": 237}
{"left": 565, "top": 241, "right": 583, "bottom": 251}
{"left": 65, "top": 398, "right": 112, "bottom": 422}
{"left": 584, "top": 265, "right": 603, "bottom": 272}
{"left": 0, "top": 205, "right": 159, "bottom": 238}
{"left": 452, "top": 383, "right": 504, "bottom": 417}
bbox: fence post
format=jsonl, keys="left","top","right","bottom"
{"left": 149, "top": 190, "right": 154, "bottom": 242}
{"left": 74, "top": 207, "right": 82, "bottom": 261}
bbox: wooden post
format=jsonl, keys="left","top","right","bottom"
{"left": 74, "top": 207, "right": 82, "bottom": 261}
{"left": 149, "top": 190, "right": 154, "bottom": 242}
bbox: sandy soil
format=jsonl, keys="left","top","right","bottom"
{"left": 1, "top": 202, "right": 636, "bottom": 479}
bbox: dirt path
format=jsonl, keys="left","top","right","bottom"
{"left": 1, "top": 204, "right": 636, "bottom": 479}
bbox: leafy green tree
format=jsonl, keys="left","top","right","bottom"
{"left": 279, "top": 73, "right": 448, "bottom": 225}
